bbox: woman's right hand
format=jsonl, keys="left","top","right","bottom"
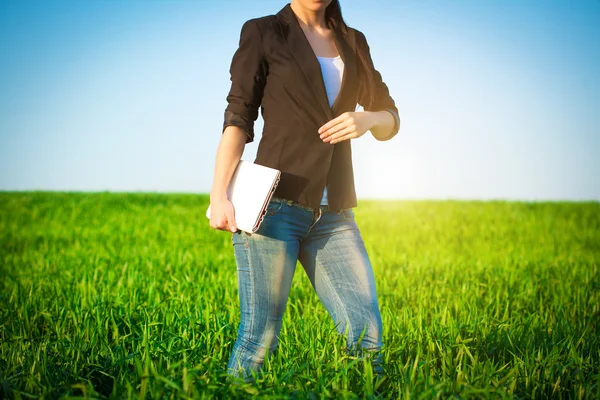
{"left": 209, "top": 198, "right": 238, "bottom": 232}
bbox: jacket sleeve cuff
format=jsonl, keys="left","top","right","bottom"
{"left": 385, "top": 108, "right": 401, "bottom": 136}
{"left": 223, "top": 110, "right": 254, "bottom": 143}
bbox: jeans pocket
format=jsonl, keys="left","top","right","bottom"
{"left": 231, "top": 230, "right": 247, "bottom": 246}
{"left": 265, "top": 198, "right": 284, "bottom": 216}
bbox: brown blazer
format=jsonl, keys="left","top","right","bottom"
{"left": 222, "top": 3, "right": 399, "bottom": 212}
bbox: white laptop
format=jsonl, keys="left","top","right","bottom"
{"left": 206, "top": 160, "right": 281, "bottom": 233}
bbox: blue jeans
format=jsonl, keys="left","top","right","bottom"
{"left": 227, "top": 196, "right": 384, "bottom": 381}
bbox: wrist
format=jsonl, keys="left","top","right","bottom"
{"left": 210, "top": 190, "right": 228, "bottom": 202}
{"left": 367, "top": 111, "right": 387, "bottom": 130}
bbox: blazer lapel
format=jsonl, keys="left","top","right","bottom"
{"left": 277, "top": 3, "right": 356, "bottom": 120}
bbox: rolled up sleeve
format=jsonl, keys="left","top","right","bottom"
{"left": 355, "top": 30, "right": 400, "bottom": 137}
{"left": 222, "top": 19, "right": 268, "bottom": 144}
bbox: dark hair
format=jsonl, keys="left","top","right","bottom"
{"left": 325, "top": 0, "right": 375, "bottom": 108}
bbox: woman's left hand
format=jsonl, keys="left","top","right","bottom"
{"left": 318, "top": 111, "right": 375, "bottom": 144}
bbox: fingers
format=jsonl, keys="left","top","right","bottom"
{"left": 318, "top": 112, "right": 348, "bottom": 134}
{"left": 318, "top": 112, "right": 363, "bottom": 144}
{"left": 326, "top": 131, "right": 354, "bottom": 144}
{"left": 209, "top": 210, "right": 237, "bottom": 232}
{"left": 320, "top": 118, "right": 351, "bottom": 142}
{"left": 209, "top": 215, "right": 226, "bottom": 230}
{"left": 325, "top": 123, "right": 357, "bottom": 143}
{"left": 210, "top": 217, "right": 236, "bottom": 232}
{"left": 225, "top": 209, "right": 237, "bottom": 232}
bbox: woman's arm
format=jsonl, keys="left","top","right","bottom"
{"left": 209, "top": 126, "right": 247, "bottom": 232}
{"left": 318, "top": 29, "right": 400, "bottom": 143}
{"left": 222, "top": 19, "right": 268, "bottom": 143}
{"left": 355, "top": 29, "right": 400, "bottom": 141}
{"left": 209, "top": 18, "right": 267, "bottom": 232}
{"left": 319, "top": 109, "right": 397, "bottom": 143}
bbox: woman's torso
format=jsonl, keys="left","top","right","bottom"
{"left": 224, "top": 3, "right": 388, "bottom": 212}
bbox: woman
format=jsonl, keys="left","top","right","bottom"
{"left": 209, "top": 0, "right": 400, "bottom": 382}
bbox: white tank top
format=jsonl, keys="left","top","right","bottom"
{"left": 316, "top": 55, "right": 345, "bottom": 206}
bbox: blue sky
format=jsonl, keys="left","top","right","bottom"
{"left": 1, "top": 0, "right": 598, "bottom": 200}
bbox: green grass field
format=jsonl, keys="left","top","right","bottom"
{"left": 1, "top": 192, "right": 598, "bottom": 399}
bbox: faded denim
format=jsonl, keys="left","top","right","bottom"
{"left": 227, "top": 195, "right": 384, "bottom": 382}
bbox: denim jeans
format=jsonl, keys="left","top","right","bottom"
{"left": 227, "top": 195, "right": 384, "bottom": 382}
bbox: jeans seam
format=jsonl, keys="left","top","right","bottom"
{"left": 317, "top": 259, "right": 353, "bottom": 346}
{"left": 244, "top": 235, "right": 256, "bottom": 366}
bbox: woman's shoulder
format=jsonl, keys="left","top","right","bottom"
{"left": 347, "top": 26, "right": 366, "bottom": 42}
{"left": 346, "top": 26, "right": 371, "bottom": 51}
{"left": 240, "top": 14, "right": 279, "bottom": 33}
{"left": 233, "top": 15, "right": 279, "bottom": 46}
